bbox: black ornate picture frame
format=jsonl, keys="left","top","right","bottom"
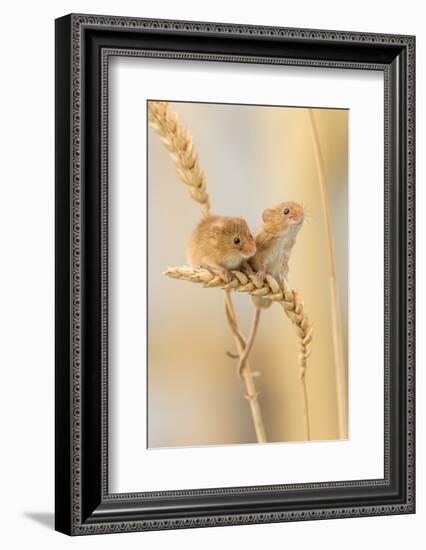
{"left": 55, "top": 13, "right": 415, "bottom": 535}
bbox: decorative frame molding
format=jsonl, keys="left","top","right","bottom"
{"left": 55, "top": 13, "right": 415, "bottom": 535}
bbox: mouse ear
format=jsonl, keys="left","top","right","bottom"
{"left": 262, "top": 208, "right": 276, "bottom": 223}
{"left": 211, "top": 224, "right": 223, "bottom": 238}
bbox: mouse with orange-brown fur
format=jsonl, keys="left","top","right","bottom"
{"left": 187, "top": 215, "right": 256, "bottom": 282}
{"left": 250, "top": 201, "right": 305, "bottom": 307}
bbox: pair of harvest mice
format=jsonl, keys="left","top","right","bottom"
{"left": 187, "top": 201, "right": 305, "bottom": 300}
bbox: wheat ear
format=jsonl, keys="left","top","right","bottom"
{"left": 148, "top": 101, "right": 210, "bottom": 216}
{"left": 165, "top": 266, "right": 313, "bottom": 439}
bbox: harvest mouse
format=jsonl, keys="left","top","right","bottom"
{"left": 187, "top": 215, "right": 256, "bottom": 282}
{"left": 250, "top": 201, "right": 305, "bottom": 308}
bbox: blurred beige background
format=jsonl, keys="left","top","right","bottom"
{"left": 147, "top": 101, "right": 348, "bottom": 448}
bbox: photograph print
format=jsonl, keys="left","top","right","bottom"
{"left": 147, "top": 100, "right": 348, "bottom": 448}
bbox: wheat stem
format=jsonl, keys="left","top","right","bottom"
{"left": 238, "top": 306, "right": 261, "bottom": 379}
{"left": 224, "top": 291, "right": 267, "bottom": 443}
{"left": 308, "top": 109, "right": 347, "bottom": 440}
{"left": 300, "top": 374, "right": 311, "bottom": 440}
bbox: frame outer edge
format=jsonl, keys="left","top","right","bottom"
{"left": 59, "top": 13, "right": 416, "bottom": 535}
{"left": 55, "top": 14, "right": 73, "bottom": 536}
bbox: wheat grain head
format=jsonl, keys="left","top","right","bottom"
{"left": 164, "top": 266, "right": 313, "bottom": 379}
{"left": 148, "top": 101, "right": 210, "bottom": 216}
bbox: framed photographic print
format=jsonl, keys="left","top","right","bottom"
{"left": 55, "top": 14, "right": 415, "bottom": 535}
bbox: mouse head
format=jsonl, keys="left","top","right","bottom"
{"left": 262, "top": 201, "right": 305, "bottom": 234}
{"left": 211, "top": 217, "right": 256, "bottom": 260}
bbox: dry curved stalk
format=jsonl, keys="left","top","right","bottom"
{"left": 223, "top": 290, "right": 266, "bottom": 443}
{"left": 148, "top": 101, "right": 210, "bottom": 216}
{"left": 308, "top": 109, "right": 346, "bottom": 439}
{"left": 165, "top": 266, "right": 313, "bottom": 439}
{"left": 237, "top": 306, "right": 261, "bottom": 379}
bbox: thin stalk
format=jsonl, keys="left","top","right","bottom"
{"left": 224, "top": 290, "right": 267, "bottom": 443}
{"left": 238, "top": 306, "right": 261, "bottom": 379}
{"left": 301, "top": 377, "right": 311, "bottom": 440}
{"left": 308, "top": 109, "right": 347, "bottom": 439}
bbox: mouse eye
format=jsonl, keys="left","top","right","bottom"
{"left": 283, "top": 208, "right": 290, "bottom": 215}
{"left": 233, "top": 237, "right": 241, "bottom": 245}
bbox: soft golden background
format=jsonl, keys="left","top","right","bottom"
{"left": 147, "top": 101, "right": 348, "bottom": 447}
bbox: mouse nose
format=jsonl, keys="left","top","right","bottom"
{"left": 244, "top": 243, "right": 256, "bottom": 256}
{"left": 296, "top": 210, "right": 305, "bottom": 222}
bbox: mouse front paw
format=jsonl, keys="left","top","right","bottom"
{"left": 200, "top": 264, "right": 231, "bottom": 282}
{"left": 241, "top": 261, "right": 254, "bottom": 275}
{"left": 219, "top": 268, "right": 232, "bottom": 283}
{"left": 280, "top": 264, "right": 289, "bottom": 280}
{"left": 255, "top": 267, "right": 267, "bottom": 282}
